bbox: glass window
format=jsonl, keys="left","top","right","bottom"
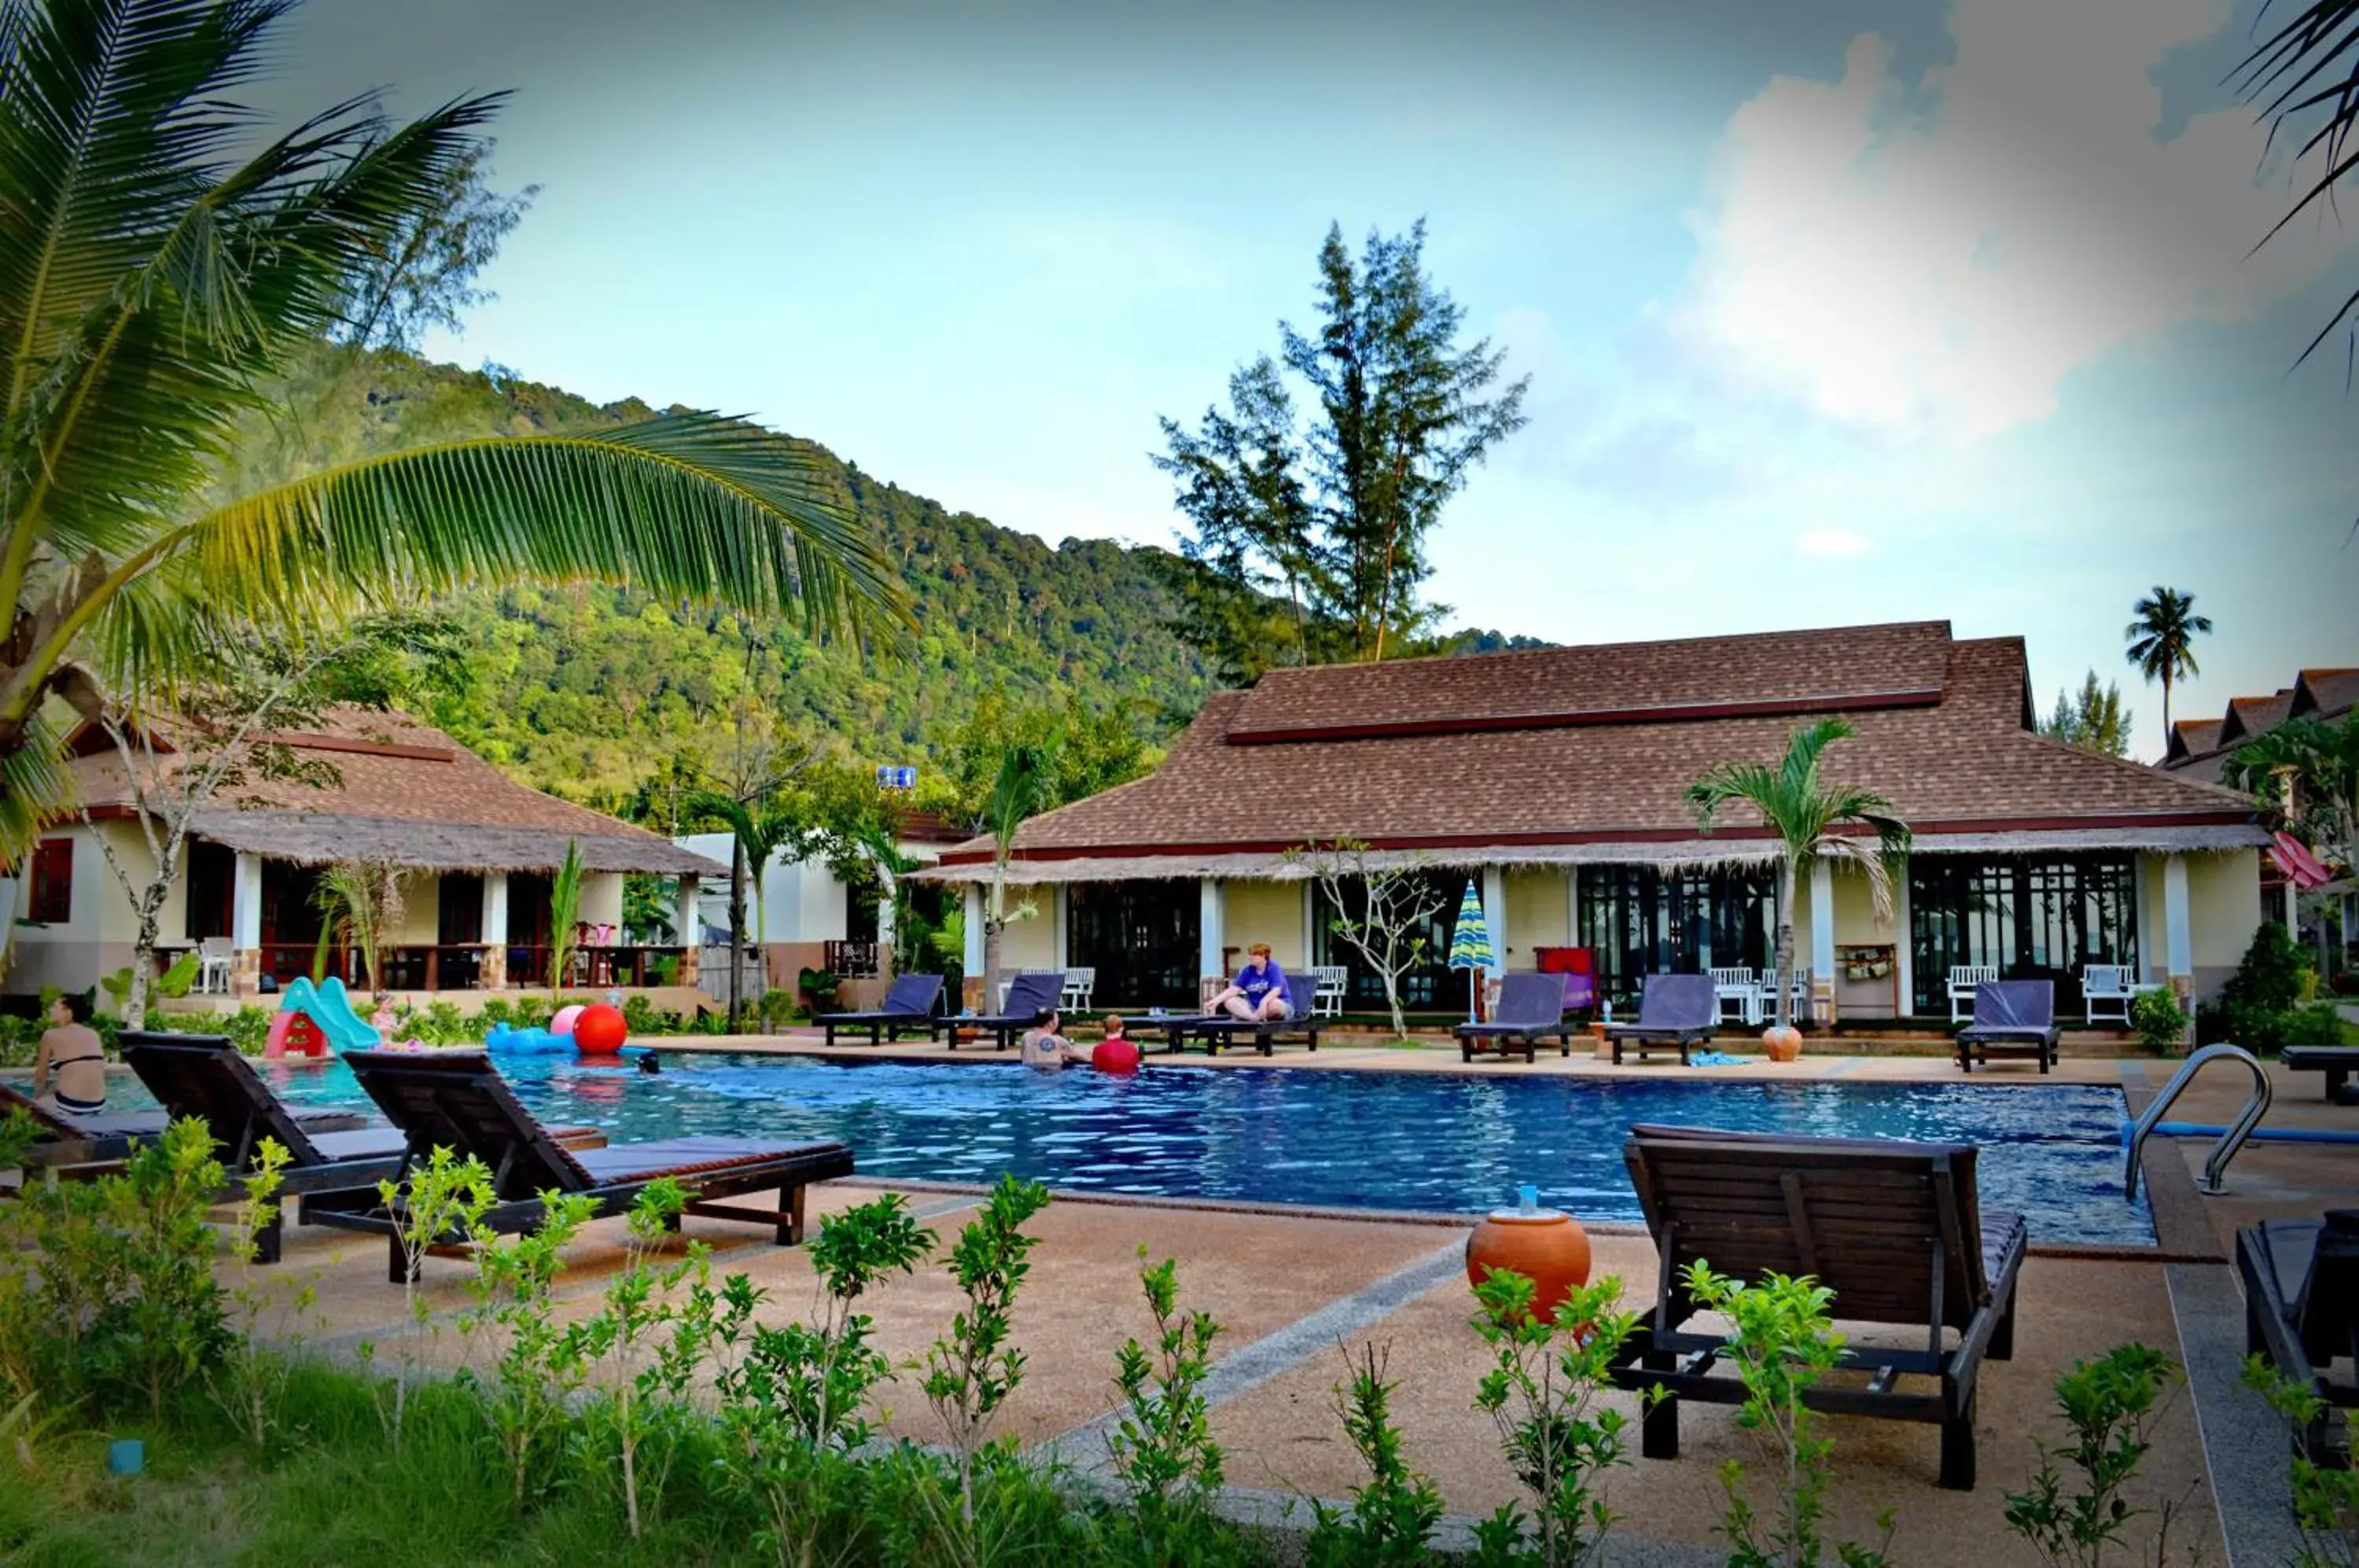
{"left": 1066, "top": 880, "right": 1199, "bottom": 1010}
{"left": 1575, "top": 864, "right": 1776, "bottom": 1004}
{"left": 1310, "top": 868, "right": 1463, "bottom": 1014}
{"left": 27, "top": 837, "right": 72, "bottom": 924}
{"left": 1907, "top": 854, "right": 2137, "bottom": 1014}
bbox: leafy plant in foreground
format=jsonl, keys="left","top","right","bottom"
{"left": 917, "top": 1173, "right": 1054, "bottom": 1552}
{"left": 573, "top": 1180, "right": 711, "bottom": 1540}
{"left": 1466, "top": 1270, "right": 1640, "bottom": 1568}
{"left": 1106, "top": 1250, "right": 1229, "bottom": 1566}
{"left": 370, "top": 1146, "right": 495, "bottom": 1449}
{"left": 1307, "top": 1341, "right": 1444, "bottom": 1568}
{"left": 1680, "top": 1263, "right": 1893, "bottom": 1568}
{"left": 2243, "top": 1357, "right": 2357, "bottom": 1568}
{"left": 2004, "top": 1343, "right": 2183, "bottom": 1568}
{"left": 213, "top": 1136, "right": 321, "bottom": 1451}
{"left": 457, "top": 1189, "right": 596, "bottom": 1507}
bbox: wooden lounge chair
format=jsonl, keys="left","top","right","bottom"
{"left": 2, "top": 1069, "right": 362, "bottom": 1172}
{"left": 1603, "top": 974, "right": 1717, "bottom": 1065}
{"left": 316, "top": 1050, "right": 854, "bottom": 1281}
{"left": 1956, "top": 980, "right": 2059, "bottom": 1073}
{"left": 816, "top": 973, "right": 944, "bottom": 1046}
{"left": 1611, "top": 1124, "right": 2026, "bottom": 1490}
{"left": 1458, "top": 972, "right": 1577, "bottom": 1063}
{"left": 1134, "top": 985, "right": 1323, "bottom": 1057}
{"left": 2238, "top": 1209, "right": 2357, "bottom": 1459}
{"left": 2283, "top": 1046, "right": 2359, "bottom": 1106}
{"left": 953, "top": 970, "right": 1065, "bottom": 1052}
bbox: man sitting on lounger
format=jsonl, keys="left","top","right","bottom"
{"left": 1208, "top": 944, "right": 1292, "bottom": 1022}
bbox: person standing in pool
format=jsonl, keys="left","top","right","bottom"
{"left": 1019, "top": 1010, "right": 1091, "bottom": 1071}
{"left": 31, "top": 992, "right": 109, "bottom": 1116}
{"left": 1208, "top": 943, "right": 1291, "bottom": 1022}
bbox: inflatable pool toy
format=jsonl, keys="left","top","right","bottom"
{"left": 550, "top": 1003, "right": 585, "bottom": 1038}
{"left": 1091, "top": 1037, "right": 1140, "bottom": 1075}
{"left": 484, "top": 1020, "right": 572, "bottom": 1053}
{"left": 572, "top": 1003, "right": 627, "bottom": 1055}
{"left": 266, "top": 975, "right": 378, "bottom": 1058}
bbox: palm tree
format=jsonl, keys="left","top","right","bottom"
{"left": 978, "top": 742, "right": 1055, "bottom": 1009}
{"left": 1686, "top": 720, "right": 1912, "bottom": 1035}
{"left": 2223, "top": 712, "right": 2359, "bottom": 874}
{"left": 0, "top": 0, "right": 906, "bottom": 870}
{"left": 2233, "top": 2, "right": 2359, "bottom": 368}
{"left": 2122, "top": 587, "right": 2212, "bottom": 738}
{"left": 686, "top": 792, "right": 800, "bottom": 1026}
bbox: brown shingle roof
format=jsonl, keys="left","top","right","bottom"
{"left": 2219, "top": 690, "right": 2297, "bottom": 748}
{"left": 70, "top": 708, "right": 721, "bottom": 877}
{"left": 2166, "top": 720, "right": 2224, "bottom": 764}
{"left": 2294, "top": 668, "right": 2359, "bottom": 721}
{"left": 943, "top": 628, "right": 2251, "bottom": 866}
{"left": 1227, "top": 620, "right": 1951, "bottom": 741}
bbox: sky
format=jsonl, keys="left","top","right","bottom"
{"left": 267, "top": 0, "right": 2357, "bottom": 757}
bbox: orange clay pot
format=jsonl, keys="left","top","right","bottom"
{"left": 1762, "top": 1025, "right": 1804, "bottom": 1063}
{"left": 1465, "top": 1207, "right": 1592, "bottom": 1321}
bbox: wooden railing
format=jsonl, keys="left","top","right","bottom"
{"left": 255, "top": 943, "right": 683, "bottom": 992}
{"left": 823, "top": 940, "right": 881, "bottom": 978}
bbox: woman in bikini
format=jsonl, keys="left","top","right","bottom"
{"left": 32, "top": 992, "right": 109, "bottom": 1117}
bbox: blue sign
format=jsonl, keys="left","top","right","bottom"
{"left": 877, "top": 764, "right": 918, "bottom": 790}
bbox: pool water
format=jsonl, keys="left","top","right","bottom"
{"left": 123, "top": 1053, "right": 2155, "bottom": 1247}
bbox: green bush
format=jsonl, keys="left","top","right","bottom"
{"left": 2198, "top": 922, "right": 2340, "bottom": 1054}
{"left": 2221, "top": 922, "right": 2311, "bottom": 1014}
{"left": 2129, "top": 988, "right": 2188, "bottom": 1054}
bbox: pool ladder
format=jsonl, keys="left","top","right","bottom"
{"left": 2123, "top": 1043, "right": 2272, "bottom": 1201}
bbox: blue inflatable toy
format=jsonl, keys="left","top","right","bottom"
{"left": 483, "top": 1020, "right": 574, "bottom": 1054}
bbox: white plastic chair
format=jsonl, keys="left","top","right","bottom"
{"left": 1709, "top": 966, "right": 1763, "bottom": 1025}
{"left": 1948, "top": 964, "right": 1998, "bottom": 1023}
{"left": 197, "top": 935, "right": 234, "bottom": 995}
{"left": 2080, "top": 964, "right": 2137, "bottom": 1025}
{"left": 1062, "top": 966, "right": 1095, "bottom": 1012}
{"left": 1312, "top": 964, "right": 1349, "bottom": 1018}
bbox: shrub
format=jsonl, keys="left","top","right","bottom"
{"left": 1106, "top": 1250, "right": 1232, "bottom": 1565}
{"left": 2242, "top": 1356, "right": 2357, "bottom": 1568}
{"left": 2004, "top": 1343, "right": 2182, "bottom": 1568}
{"left": 2129, "top": 988, "right": 2188, "bottom": 1053}
{"left": 2199, "top": 998, "right": 2348, "bottom": 1054}
{"left": 1309, "top": 1342, "right": 1444, "bottom": 1566}
{"left": 2221, "top": 922, "right": 2311, "bottom": 1014}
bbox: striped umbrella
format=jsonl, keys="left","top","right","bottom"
{"left": 1446, "top": 879, "right": 1496, "bottom": 1023}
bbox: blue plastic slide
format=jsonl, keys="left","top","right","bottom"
{"left": 278, "top": 975, "right": 381, "bottom": 1054}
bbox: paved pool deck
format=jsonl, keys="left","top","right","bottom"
{"left": 199, "top": 1041, "right": 2359, "bottom": 1567}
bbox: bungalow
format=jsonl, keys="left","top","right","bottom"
{"left": 2, "top": 708, "right": 723, "bottom": 1005}
{"left": 922, "top": 621, "right": 2270, "bottom": 1021}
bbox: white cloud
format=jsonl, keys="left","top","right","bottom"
{"left": 1796, "top": 525, "right": 1872, "bottom": 557}
{"left": 1675, "top": 0, "right": 2338, "bottom": 443}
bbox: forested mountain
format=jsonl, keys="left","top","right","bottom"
{"left": 222, "top": 345, "right": 1548, "bottom": 826}
{"left": 221, "top": 347, "right": 1218, "bottom": 820}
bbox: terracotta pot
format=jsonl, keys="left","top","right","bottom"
{"left": 1466, "top": 1207, "right": 1592, "bottom": 1321}
{"left": 1762, "top": 1025, "right": 1804, "bottom": 1062}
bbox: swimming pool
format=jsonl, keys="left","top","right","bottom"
{"left": 120, "top": 1053, "right": 2155, "bottom": 1247}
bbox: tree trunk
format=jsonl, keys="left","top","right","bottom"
{"left": 1773, "top": 859, "right": 1798, "bottom": 1032}
{"left": 981, "top": 877, "right": 1004, "bottom": 1011}
{"left": 2160, "top": 670, "right": 2173, "bottom": 737}
{"left": 728, "top": 837, "right": 747, "bottom": 1029}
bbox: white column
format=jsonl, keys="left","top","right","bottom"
{"left": 1566, "top": 865, "right": 1580, "bottom": 946}
{"left": 1893, "top": 878, "right": 1914, "bottom": 1018}
{"left": 1051, "top": 885, "right": 1069, "bottom": 970}
{"left": 1809, "top": 859, "right": 1836, "bottom": 978}
{"left": 232, "top": 852, "right": 263, "bottom": 948}
{"left": 1199, "top": 878, "right": 1225, "bottom": 980}
{"left": 2163, "top": 854, "right": 2193, "bottom": 982}
{"left": 1299, "top": 881, "right": 1315, "bottom": 968}
{"left": 1481, "top": 864, "right": 1507, "bottom": 975}
{"left": 875, "top": 884, "right": 898, "bottom": 975}
{"left": 962, "top": 883, "right": 985, "bottom": 974}
{"left": 483, "top": 872, "right": 510, "bottom": 945}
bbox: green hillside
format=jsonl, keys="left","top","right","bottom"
{"left": 223, "top": 347, "right": 1218, "bottom": 820}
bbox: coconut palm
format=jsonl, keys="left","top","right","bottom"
{"left": 978, "top": 741, "right": 1054, "bottom": 1008}
{"left": 2223, "top": 712, "right": 2359, "bottom": 873}
{"left": 0, "top": 0, "right": 906, "bottom": 870}
{"left": 1686, "top": 720, "right": 1912, "bottom": 1034}
{"left": 2233, "top": 1, "right": 2359, "bottom": 366}
{"left": 2122, "top": 587, "right": 2213, "bottom": 737}
{"left": 685, "top": 791, "right": 800, "bottom": 1026}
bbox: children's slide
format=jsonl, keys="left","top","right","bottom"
{"left": 267, "top": 976, "right": 381, "bottom": 1057}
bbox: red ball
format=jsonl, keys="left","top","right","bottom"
{"left": 572, "top": 1003, "right": 628, "bottom": 1055}
{"left": 1091, "top": 1037, "right": 1140, "bottom": 1075}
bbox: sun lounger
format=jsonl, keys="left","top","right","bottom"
{"left": 1603, "top": 974, "right": 1717, "bottom": 1065}
{"left": 1610, "top": 1123, "right": 2026, "bottom": 1490}
{"left": 316, "top": 1049, "right": 854, "bottom": 1280}
{"left": 1956, "top": 980, "right": 2059, "bottom": 1073}
{"left": 816, "top": 973, "right": 944, "bottom": 1046}
{"left": 2282, "top": 1046, "right": 2359, "bottom": 1106}
{"left": 2238, "top": 1209, "right": 2357, "bottom": 1459}
{"left": 1458, "top": 972, "right": 1577, "bottom": 1063}
{"left": 1132, "top": 985, "right": 1323, "bottom": 1057}
{"left": 952, "top": 970, "right": 1065, "bottom": 1052}
{"left": 2, "top": 1068, "right": 362, "bottom": 1172}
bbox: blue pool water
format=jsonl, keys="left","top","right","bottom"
{"left": 120, "top": 1054, "right": 2155, "bottom": 1246}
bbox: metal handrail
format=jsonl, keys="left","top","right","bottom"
{"left": 2124, "top": 1043, "right": 2272, "bottom": 1199}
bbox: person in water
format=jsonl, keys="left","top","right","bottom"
{"left": 1208, "top": 942, "right": 1291, "bottom": 1022}
{"left": 32, "top": 992, "right": 108, "bottom": 1116}
{"left": 1018, "top": 1010, "right": 1090, "bottom": 1071}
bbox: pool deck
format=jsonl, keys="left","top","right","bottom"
{"left": 175, "top": 1041, "right": 2357, "bottom": 1566}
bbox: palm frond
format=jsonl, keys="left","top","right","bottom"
{"left": 152, "top": 414, "right": 909, "bottom": 645}
{"left": 987, "top": 742, "right": 1056, "bottom": 855}
{"left": 1684, "top": 761, "right": 1779, "bottom": 834}
{"left": 0, "top": 712, "right": 73, "bottom": 871}
{"left": 1815, "top": 834, "right": 1898, "bottom": 924}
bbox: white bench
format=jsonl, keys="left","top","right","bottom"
{"left": 1311, "top": 964, "right": 1349, "bottom": 1017}
{"left": 1709, "top": 966, "right": 1764, "bottom": 1025}
{"left": 1948, "top": 964, "right": 1998, "bottom": 1023}
{"left": 2080, "top": 964, "right": 2155, "bottom": 1026}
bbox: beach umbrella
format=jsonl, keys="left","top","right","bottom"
{"left": 1447, "top": 878, "right": 1496, "bottom": 1023}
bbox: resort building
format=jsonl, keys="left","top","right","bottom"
{"left": 924, "top": 622, "right": 2271, "bottom": 1020}
{"left": 2, "top": 709, "right": 722, "bottom": 1006}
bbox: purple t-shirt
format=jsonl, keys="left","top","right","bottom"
{"left": 1238, "top": 960, "right": 1290, "bottom": 1007}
